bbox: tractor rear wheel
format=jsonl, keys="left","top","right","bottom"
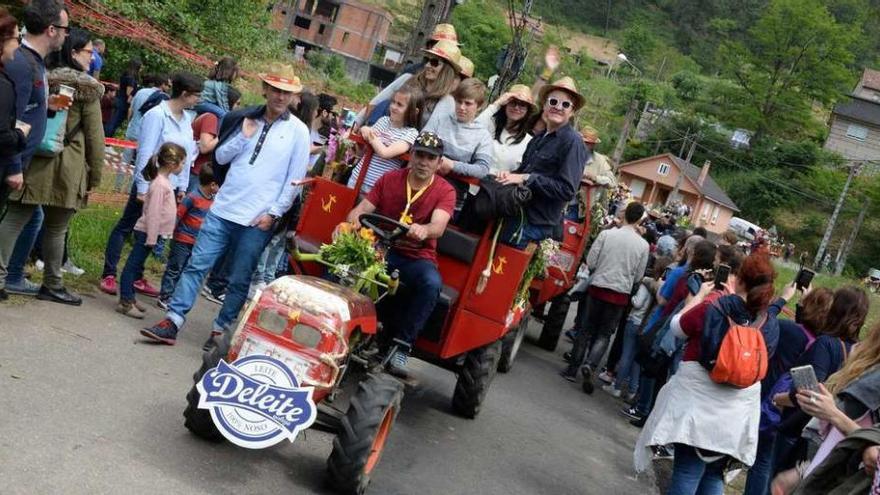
{"left": 452, "top": 340, "right": 502, "bottom": 418}
{"left": 326, "top": 373, "right": 404, "bottom": 495}
{"left": 498, "top": 316, "right": 529, "bottom": 373}
{"left": 183, "top": 337, "right": 229, "bottom": 442}
{"left": 537, "top": 294, "right": 570, "bottom": 352}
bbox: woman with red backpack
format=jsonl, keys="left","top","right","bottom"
{"left": 634, "top": 253, "right": 780, "bottom": 495}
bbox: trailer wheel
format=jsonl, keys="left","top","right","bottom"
{"left": 537, "top": 294, "right": 570, "bottom": 352}
{"left": 498, "top": 316, "right": 529, "bottom": 373}
{"left": 183, "top": 337, "right": 229, "bottom": 442}
{"left": 452, "top": 340, "right": 502, "bottom": 418}
{"left": 327, "top": 373, "right": 404, "bottom": 495}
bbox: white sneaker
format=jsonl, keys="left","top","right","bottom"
{"left": 62, "top": 260, "right": 85, "bottom": 276}
{"left": 35, "top": 260, "right": 45, "bottom": 271}
{"left": 601, "top": 384, "right": 622, "bottom": 398}
{"left": 598, "top": 371, "right": 615, "bottom": 384}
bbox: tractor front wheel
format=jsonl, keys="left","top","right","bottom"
{"left": 452, "top": 340, "right": 502, "bottom": 418}
{"left": 498, "top": 316, "right": 529, "bottom": 373}
{"left": 183, "top": 338, "right": 229, "bottom": 442}
{"left": 326, "top": 373, "right": 404, "bottom": 495}
{"left": 537, "top": 294, "right": 571, "bottom": 352}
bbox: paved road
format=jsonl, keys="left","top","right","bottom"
{"left": 0, "top": 291, "right": 657, "bottom": 495}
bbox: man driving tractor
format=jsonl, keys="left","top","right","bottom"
{"left": 345, "top": 131, "right": 457, "bottom": 376}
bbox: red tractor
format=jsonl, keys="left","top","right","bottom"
{"left": 182, "top": 142, "right": 537, "bottom": 494}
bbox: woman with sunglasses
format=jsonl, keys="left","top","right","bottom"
{"left": 0, "top": 28, "right": 105, "bottom": 306}
{"left": 496, "top": 77, "right": 589, "bottom": 248}
{"left": 358, "top": 40, "right": 462, "bottom": 129}
{"left": 474, "top": 83, "right": 537, "bottom": 175}
{"left": 0, "top": 7, "right": 28, "bottom": 187}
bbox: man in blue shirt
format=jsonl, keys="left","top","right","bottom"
{"left": 0, "top": 0, "right": 70, "bottom": 296}
{"left": 88, "top": 38, "right": 104, "bottom": 79}
{"left": 142, "top": 70, "right": 310, "bottom": 347}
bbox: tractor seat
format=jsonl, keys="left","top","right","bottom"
{"left": 437, "top": 227, "right": 480, "bottom": 264}
{"left": 292, "top": 234, "right": 321, "bottom": 254}
{"left": 420, "top": 284, "right": 459, "bottom": 343}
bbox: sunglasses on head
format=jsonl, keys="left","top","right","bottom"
{"left": 546, "top": 98, "right": 573, "bottom": 110}
{"left": 426, "top": 57, "right": 442, "bottom": 68}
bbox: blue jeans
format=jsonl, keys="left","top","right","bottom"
{"left": 613, "top": 319, "right": 641, "bottom": 393}
{"left": 119, "top": 231, "right": 161, "bottom": 301}
{"left": 6, "top": 205, "right": 43, "bottom": 285}
{"left": 103, "top": 184, "right": 144, "bottom": 279}
{"left": 252, "top": 230, "right": 287, "bottom": 285}
{"left": 384, "top": 250, "right": 442, "bottom": 345}
{"left": 500, "top": 219, "right": 554, "bottom": 250}
{"left": 636, "top": 375, "right": 656, "bottom": 416}
{"left": 166, "top": 212, "right": 272, "bottom": 333}
{"left": 158, "top": 240, "right": 194, "bottom": 300}
{"left": 206, "top": 251, "right": 232, "bottom": 295}
{"left": 743, "top": 431, "right": 777, "bottom": 495}
{"left": 668, "top": 444, "right": 726, "bottom": 495}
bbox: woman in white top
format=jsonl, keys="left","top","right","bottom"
{"left": 475, "top": 84, "right": 537, "bottom": 175}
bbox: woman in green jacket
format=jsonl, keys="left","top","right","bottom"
{"left": 0, "top": 28, "right": 104, "bottom": 305}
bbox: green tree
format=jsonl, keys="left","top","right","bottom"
{"left": 620, "top": 21, "right": 657, "bottom": 64}
{"left": 718, "top": 0, "right": 858, "bottom": 141}
{"left": 450, "top": 0, "right": 510, "bottom": 80}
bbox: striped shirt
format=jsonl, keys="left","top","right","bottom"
{"left": 347, "top": 117, "right": 418, "bottom": 193}
{"left": 174, "top": 187, "right": 214, "bottom": 244}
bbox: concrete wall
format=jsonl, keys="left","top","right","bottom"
{"left": 824, "top": 114, "right": 880, "bottom": 162}
{"left": 278, "top": 0, "right": 391, "bottom": 62}
{"left": 693, "top": 198, "right": 735, "bottom": 234}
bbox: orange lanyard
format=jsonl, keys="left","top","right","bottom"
{"left": 400, "top": 175, "right": 433, "bottom": 225}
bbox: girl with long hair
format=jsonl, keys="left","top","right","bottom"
{"left": 197, "top": 56, "right": 239, "bottom": 117}
{"left": 475, "top": 83, "right": 537, "bottom": 174}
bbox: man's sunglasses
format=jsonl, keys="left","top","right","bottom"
{"left": 426, "top": 57, "right": 442, "bottom": 68}
{"left": 546, "top": 98, "right": 573, "bottom": 110}
{"left": 52, "top": 24, "right": 71, "bottom": 34}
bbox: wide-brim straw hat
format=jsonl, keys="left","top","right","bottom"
{"left": 259, "top": 64, "right": 303, "bottom": 93}
{"left": 538, "top": 76, "right": 586, "bottom": 112}
{"left": 458, "top": 56, "right": 474, "bottom": 78}
{"left": 581, "top": 126, "right": 601, "bottom": 144}
{"left": 507, "top": 83, "right": 536, "bottom": 111}
{"left": 423, "top": 40, "right": 462, "bottom": 72}
{"left": 430, "top": 23, "right": 459, "bottom": 44}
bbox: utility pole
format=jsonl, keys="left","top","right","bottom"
{"left": 611, "top": 99, "right": 640, "bottom": 171}
{"left": 678, "top": 128, "right": 690, "bottom": 158}
{"left": 814, "top": 162, "right": 863, "bottom": 269}
{"left": 834, "top": 198, "right": 870, "bottom": 276}
{"left": 667, "top": 134, "right": 698, "bottom": 206}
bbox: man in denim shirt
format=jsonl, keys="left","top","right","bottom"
{"left": 497, "top": 77, "right": 588, "bottom": 248}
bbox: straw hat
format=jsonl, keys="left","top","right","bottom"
{"left": 258, "top": 64, "right": 303, "bottom": 93}
{"left": 581, "top": 126, "right": 601, "bottom": 144}
{"left": 538, "top": 76, "right": 585, "bottom": 112}
{"left": 507, "top": 84, "right": 536, "bottom": 111}
{"left": 430, "top": 23, "right": 459, "bottom": 44}
{"left": 458, "top": 56, "right": 474, "bottom": 78}
{"left": 423, "top": 40, "right": 462, "bottom": 72}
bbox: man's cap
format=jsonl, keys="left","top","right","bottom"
{"left": 411, "top": 131, "right": 444, "bottom": 156}
{"left": 259, "top": 64, "right": 303, "bottom": 93}
{"left": 430, "top": 23, "right": 459, "bottom": 44}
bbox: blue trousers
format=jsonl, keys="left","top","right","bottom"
{"left": 158, "top": 240, "right": 194, "bottom": 300}
{"left": 166, "top": 212, "right": 272, "bottom": 333}
{"left": 667, "top": 444, "right": 725, "bottom": 495}
{"left": 103, "top": 184, "right": 144, "bottom": 279}
{"left": 384, "top": 250, "right": 442, "bottom": 345}
{"left": 6, "top": 205, "right": 43, "bottom": 285}
{"left": 613, "top": 318, "right": 642, "bottom": 393}
{"left": 743, "top": 431, "right": 777, "bottom": 495}
{"left": 119, "top": 231, "right": 161, "bottom": 302}
{"left": 499, "top": 219, "right": 554, "bottom": 250}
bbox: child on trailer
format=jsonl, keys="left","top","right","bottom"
{"left": 157, "top": 164, "right": 219, "bottom": 309}
{"left": 117, "top": 143, "right": 186, "bottom": 319}
{"left": 347, "top": 86, "right": 423, "bottom": 194}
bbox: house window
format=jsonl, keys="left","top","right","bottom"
{"left": 318, "top": 24, "right": 326, "bottom": 35}
{"left": 342, "top": 32, "right": 350, "bottom": 45}
{"left": 629, "top": 179, "right": 646, "bottom": 199}
{"left": 657, "top": 162, "right": 670, "bottom": 176}
{"left": 701, "top": 203, "right": 711, "bottom": 220}
{"left": 846, "top": 124, "right": 868, "bottom": 141}
{"left": 293, "top": 16, "right": 312, "bottom": 30}
{"left": 711, "top": 205, "right": 720, "bottom": 225}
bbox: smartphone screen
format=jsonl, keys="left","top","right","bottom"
{"left": 790, "top": 365, "right": 819, "bottom": 392}
{"left": 795, "top": 268, "right": 815, "bottom": 290}
{"left": 714, "top": 264, "right": 731, "bottom": 290}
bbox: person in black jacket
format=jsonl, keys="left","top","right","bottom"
{"left": 0, "top": 8, "right": 29, "bottom": 215}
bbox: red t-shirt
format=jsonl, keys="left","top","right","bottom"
{"left": 365, "top": 168, "right": 456, "bottom": 263}
{"left": 680, "top": 291, "right": 724, "bottom": 362}
{"left": 192, "top": 113, "right": 219, "bottom": 175}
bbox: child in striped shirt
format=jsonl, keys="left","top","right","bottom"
{"left": 347, "top": 86, "right": 422, "bottom": 193}
{"left": 157, "top": 164, "right": 219, "bottom": 308}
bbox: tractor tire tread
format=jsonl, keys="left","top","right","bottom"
{"left": 451, "top": 340, "right": 502, "bottom": 418}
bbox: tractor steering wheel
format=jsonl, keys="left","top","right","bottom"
{"left": 359, "top": 213, "right": 410, "bottom": 243}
